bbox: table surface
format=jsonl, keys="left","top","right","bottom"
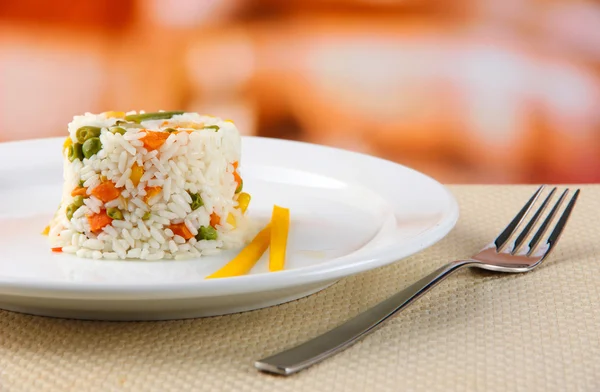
{"left": 1, "top": 185, "right": 599, "bottom": 391}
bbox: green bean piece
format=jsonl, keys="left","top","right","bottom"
{"left": 82, "top": 137, "right": 103, "bottom": 159}
{"left": 235, "top": 178, "right": 243, "bottom": 194}
{"left": 79, "top": 180, "right": 85, "bottom": 187}
{"left": 203, "top": 125, "right": 220, "bottom": 132}
{"left": 72, "top": 196, "right": 85, "bottom": 208}
{"left": 65, "top": 204, "right": 79, "bottom": 220}
{"left": 68, "top": 143, "right": 84, "bottom": 162}
{"left": 107, "top": 208, "right": 124, "bottom": 220}
{"left": 164, "top": 128, "right": 178, "bottom": 133}
{"left": 111, "top": 127, "right": 126, "bottom": 135}
{"left": 188, "top": 192, "right": 204, "bottom": 211}
{"left": 196, "top": 226, "right": 218, "bottom": 241}
{"left": 142, "top": 211, "right": 152, "bottom": 221}
{"left": 75, "top": 126, "right": 101, "bottom": 144}
{"left": 124, "top": 111, "right": 184, "bottom": 123}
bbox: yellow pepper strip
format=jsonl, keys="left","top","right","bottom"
{"left": 41, "top": 225, "right": 50, "bottom": 236}
{"left": 206, "top": 225, "right": 271, "bottom": 279}
{"left": 269, "top": 205, "right": 290, "bottom": 272}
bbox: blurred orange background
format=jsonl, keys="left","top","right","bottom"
{"left": 1, "top": 0, "right": 599, "bottom": 184}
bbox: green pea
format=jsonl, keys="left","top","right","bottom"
{"left": 68, "top": 143, "right": 84, "bottom": 162}
{"left": 164, "top": 128, "right": 178, "bottom": 133}
{"left": 196, "top": 226, "right": 217, "bottom": 241}
{"left": 72, "top": 196, "right": 85, "bottom": 208}
{"left": 82, "top": 137, "right": 102, "bottom": 159}
{"left": 203, "top": 125, "right": 220, "bottom": 132}
{"left": 188, "top": 192, "right": 204, "bottom": 211}
{"left": 107, "top": 208, "right": 124, "bottom": 220}
{"left": 124, "top": 111, "right": 184, "bottom": 123}
{"left": 235, "top": 178, "right": 243, "bottom": 194}
{"left": 111, "top": 127, "right": 126, "bottom": 135}
{"left": 79, "top": 180, "right": 85, "bottom": 187}
{"left": 142, "top": 211, "right": 152, "bottom": 221}
{"left": 75, "top": 126, "right": 101, "bottom": 143}
{"left": 65, "top": 204, "right": 80, "bottom": 220}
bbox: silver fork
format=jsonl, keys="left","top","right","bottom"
{"left": 255, "top": 185, "right": 580, "bottom": 376}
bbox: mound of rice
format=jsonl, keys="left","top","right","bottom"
{"left": 47, "top": 110, "right": 253, "bottom": 260}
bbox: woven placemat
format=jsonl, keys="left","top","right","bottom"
{"left": 1, "top": 185, "right": 599, "bottom": 391}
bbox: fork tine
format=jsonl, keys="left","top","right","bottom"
{"left": 511, "top": 187, "right": 557, "bottom": 254}
{"left": 526, "top": 189, "right": 569, "bottom": 256}
{"left": 538, "top": 189, "right": 580, "bottom": 259}
{"left": 494, "top": 185, "right": 545, "bottom": 251}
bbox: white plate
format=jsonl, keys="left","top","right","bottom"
{"left": 0, "top": 137, "right": 458, "bottom": 320}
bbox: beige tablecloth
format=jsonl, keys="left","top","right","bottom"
{"left": 1, "top": 185, "right": 599, "bottom": 391}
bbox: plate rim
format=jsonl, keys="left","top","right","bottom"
{"left": 0, "top": 136, "right": 459, "bottom": 299}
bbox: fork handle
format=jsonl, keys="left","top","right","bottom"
{"left": 255, "top": 260, "right": 471, "bottom": 375}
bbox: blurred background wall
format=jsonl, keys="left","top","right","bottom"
{"left": 1, "top": 0, "right": 599, "bottom": 184}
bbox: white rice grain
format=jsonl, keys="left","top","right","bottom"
{"left": 145, "top": 251, "right": 165, "bottom": 260}
{"left": 116, "top": 168, "right": 132, "bottom": 188}
{"left": 127, "top": 248, "right": 142, "bottom": 258}
{"left": 173, "top": 194, "right": 191, "bottom": 213}
{"left": 157, "top": 210, "right": 178, "bottom": 220}
{"left": 149, "top": 239, "right": 161, "bottom": 249}
{"left": 83, "top": 239, "right": 104, "bottom": 250}
{"left": 168, "top": 202, "right": 187, "bottom": 219}
{"left": 118, "top": 151, "right": 128, "bottom": 173}
{"left": 168, "top": 240, "right": 178, "bottom": 253}
{"left": 138, "top": 221, "right": 151, "bottom": 238}
{"left": 115, "top": 135, "right": 137, "bottom": 155}
{"left": 105, "top": 199, "right": 120, "bottom": 209}
{"left": 122, "top": 229, "right": 135, "bottom": 248}
{"left": 112, "top": 220, "right": 133, "bottom": 230}
{"left": 124, "top": 131, "right": 144, "bottom": 141}
{"left": 150, "top": 226, "right": 166, "bottom": 244}
{"left": 184, "top": 219, "right": 198, "bottom": 236}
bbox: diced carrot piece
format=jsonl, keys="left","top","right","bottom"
{"left": 71, "top": 186, "right": 88, "bottom": 197}
{"left": 87, "top": 210, "right": 113, "bottom": 233}
{"left": 233, "top": 161, "right": 239, "bottom": 169}
{"left": 210, "top": 212, "right": 221, "bottom": 227}
{"left": 144, "top": 186, "right": 162, "bottom": 203}
{"left": 233, "top": 170, "right": 242, "bottom": 189}
{"left": 51, "top": 247, "right": 63, "bottom": 253}
{"left": 91, "top": 181, "right": 120, "bottom": 203}
{"left": 141, "top": 131, "right": 170, "bottom": 151}
{"left": 169, "top": 222, "right": 194, "bottom": 240}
